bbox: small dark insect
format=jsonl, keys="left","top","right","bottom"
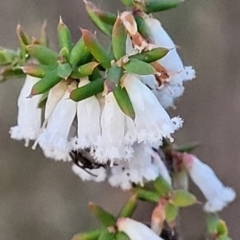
{"left": 70, "top": 150, "right": 106, "bottom": 177}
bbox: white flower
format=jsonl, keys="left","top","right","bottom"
{"left": 183, "top": 154, "right": 236, "bottom": 212}
{"left": 108, "top": 144, "right": 171, "bottom": 190}
{"left": 10, "top": 75, "right": 42, "bottom": 147}
{"left": 72, "top": 79, "right": 101, "bottom": 150}
{"left": 94, "top": 92, "right": 133, "bottom": 163}
{"left": 38, "top": 82, "right": 77, "bottom": 161}
{"left": 123, "top": 74, "right": 183, "bottom": 144}
{"left": 117, "top": 218, "right": 164, "bottom": 240}
{"left": 72, "top": 164, "right": 106, "bottom": 183}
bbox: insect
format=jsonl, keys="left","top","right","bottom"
{"left": 69, "top": 150, "right": 106, "bottom": 177}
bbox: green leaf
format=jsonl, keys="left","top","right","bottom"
{"left": 16, "top": 24, "right": 29, "bottom": 60}
{"left": 71, "top": 62, "right": 99, "bottom": 79}
{"left": 84, "top": 0, "right": 113, "bottom": 36}
{"left": 59, "top": 47, "right": 70, "bottom": 62}
{"left": 30, "top": 69, "right": 62, "bottom": 95}
{"left": 71, "top": 228, "right": 103, "bottom": 240}
{"left": 88, "top": 202, "right": 115, "bottom": 227}
{"left": 98, "top": 229, "right": 115, "bottom": 240}
{"left": 57, "top": 63, "right": 72, "bottom": 79}
{"left": 82, "top": 29, "right": 111, "bottom": 69}
{"left": 206, "top": 214, "right": 219, "bottom": 234}
{"left": 39, "top": 21, "right": 48, "bottom": 46}
{"left": 143, "top": 0, "right": 184, "bottom": 13}
{"left": 171, "top": 190, "right": 197, "bottom": 207}
{"left": 129, "top": 47, "right": 169, "bottom": 63}
{"left": 173, "top": 142, "right": 201, "bottom": 153}
{"left": 27, "top": 45, "right": 58, "bottom": 66}
{"left": 135, "top": 16, "right": 150, "bottom": 41}
{"left": 134, "top": 188, "right": 160, "bottom": 202}
{"left": 70, "top": 78, "right": 103, "bottom": 101}
{"left": 123, "top": 58, "right": 155, "bottom": 75}
{"left": 113, "top": 86, "right": 135, "bottom": 120}
{"left": 153, "top": 176, "right": 172, "bottom": 197}
{"left": 219, "top": 236, "right": 232, "bottom": 240}
{"left": 0, "top": 50, "right": 11, "bottom": 65}
{"left": 22, "top": 64, "right": 47, "bottom": 78}
{"left": 0, "top": 67, "right": 24, "bottom": 82}
{"left": 105, "top": 65, "right": 123, "bottom": 92}
{"left": 116, "top": 232, "right": 130, "bottom": 240}
{"left": 69, "top": 36, "right": 92, "bottom": 66}
{"left": 58, "top": 17, "right": 72, "bottom": 52}
{"left": 112, "top": 17, "right": 127, "bottom": 60}
{"left": 121, "top": 0, "right": 134, "bottom": 7}
{"left": 0, "top": 48, "right": 19, "bottom": 66}
{"left": 118, "top": 194, "right": 137, "bottom": 218}
{"left": 217, "top": 220, "right": 228, "bottom": 236}
{"left": 165, "top": 202, "right": 179, "bottom": 223}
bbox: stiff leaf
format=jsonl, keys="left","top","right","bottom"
{"left": 58, "top": 17, "right": 73, "bottom": 52}
{"left": 71, "top": 228, "right": 103, "bottom": 240}
{"left": 71, "top": 62, "right": 99, "bottom": 79}
{"left": 118, "top": 194, "right": 137, "bottom": 218}
{"left": 153, "top": 176, "right": 172, "bottom": 197}
{"left": 171, "top": 190, "right": 197, "bottom": 207}
{"left": 57, "top": 63, "right": 72, "bottom": 79}
{"left": 165, "top": 202, "right": 179, "bottom": 223}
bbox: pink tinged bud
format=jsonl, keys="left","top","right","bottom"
{"left": 151, "top": 202, "right": 166, "bottom": 235}
{"left": 183, "top": 154, "right": 236, "bottom": 212}
{"left": 117, "top": 218, "right": 164, "bottom": 240}
{"left": 72, "top": 164, "right": 107, "bottom": 183}
{"left": 120, "top": 12, "right": 138, "bottom": 35}
{"left": 95, "top": 92, "right": 133, "bottom": 163}
{"left": 10, "top": 75, "right": 42, "bottom": 147}
{"left": 38, "top": 82, "right": 77, "bottom": 161}
{"left": 71, "top": 78, "right": 101, "bottom": 150}
{"left": 123, "top": 74, "right": 183, "bottom": 144}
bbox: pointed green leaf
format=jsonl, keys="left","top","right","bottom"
{"left": 58, "top": 17, "right": 72, "bottom": 52}
{"left": 112, "top": 17, "right": 127, "bottom": 60}
{"left": 40, "top": 21, "right": 48, "bottom": 46}
{"left": 113, "top": 86, "right": 135, "bottom": 120}
{"left": 118, "top": 194, "right": 137, "bottom": 218}
{"left": 82, "top": 29, "right": 111, "bottom": 69}
{"left": 143, "top": 0, "right": 184, "bottom": 13}
{"left": 70, "top": 78, "right": 103, "bottom": 101}
{"left": 116, "top": 232, "right": 130, "bottom": 240}
{"left": 71, "top": 228, "right": 103, "bottom": 240}
{"left": 71, "top": 62, "right": 99, "bottom": 79}
{"left": 153, "top": 176, "right": 172, "bottom": 197}
{"left": 135, "top": 16, "right": 150, "bottom": 41}
{"left": 123, "top": 58, "right": 155, "bottom": 75}
{"left": 88, "top": 202, "right": 115, "bottom": 227}
{"left": 134, "top": 188, "right": 160, "bottom": 202}
{"left": 121, "top": 0, "right": 134, "bottom": 7}
{"left": 22, "top": 64, "right": 47, "bottom": 78}
{"left": 105, "top": 65, "right": 123, "bottom": 92}
{"left": 84, "top": 0, "right": 113, "bottom": 36}
{"left": 16, "top": 24, "right": 29, "bottom": 60}
{"left": 0, "top": 50, "right": 11, "bottom": 65}
{"left": 57, "top": 63, "right": 72, "bottom": 79}
{"left": 217, "top": 220, "right": 228, "bottom": 236}
{"left": 165, "top": 202, "right": 179, "bottom": 223}
{"left": 59, "top": 47, "right": 70, "bottom": 62}
{"left": 173, "top": 142, "right": 201, "bottom": 153}
{"left": 171, "top": 190, "right": 197, "bottom": 207}
{"left": 98, "top": 229, "right": 115, "bottom": 240}
{"left": 219, "top": 236, "right": 232, "bottom": 240}
{"left": 89, "top": 67, "right": 102, "bottom": 81}
{"left": 129, "top": 47, "right": 169, "bottom": 63}
{"left": 206, "top": 214, "right": 219, "bottom": 234}
{"left": 30, "top": 69, "right": 62, "bottom": 95}
{"left": 94, "top": 9, "right": 116, "bottom": 25}
{"left": 69, "top": 36, "right": 92, "bottom": 66}
{"left": 27, "top": 45, "right": 58, "bottom": 66}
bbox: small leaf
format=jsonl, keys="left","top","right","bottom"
{"left": 206, "top": 214, "right": 219, "bottom": 234}
{"left": 118, "top": 194, "right": 137, "bottom": 218}
{"left": 113, "top": 86, "right": 135, "bottom": 120}
{"left": 116, "top": 231, "right": 131, "bottom": 240}
{"left": 40, "top": 21, "right": 48, "bottom": 46}
{"left": 135, "top": 16, "right": 150, "bottom": 41}
{"left": 143, "top": 0, "right": 184, "bottom": 13}
{"left": 165, "top": 202, "right": 179, "bottom": 223}
{"left": 82, "top": 29, "right": 111, "bottom": 69}
{"left": 70, "top": 78, "right": 103, "bottom": 101}
{"left": 105, "top": 65, "right": 123, "bottom": 91}
{"left": 171, "top": 190, "right": 197, "bottom": 207}
{"left": 217, "top": 220, "right": 228, "bottom": 236}
{"left": 84, "top": 0, "right": 113, "bottom": 36}
{"left": 71, "top": 62, "right": 98, "bottom": 79}
{"left": 134, "top": 188, "right": 160, "bottom": 202}
{"left": 30, "top": 69, "right": 62, "bottom": 95}
{"left": 58, "top": 17, "right": 72, "bottom": 52}
{"left": 153, "top": 176, "right": 172, "bottom": 197}
{"left": 22, "top": 64, "right": 47, "bottom": 78}
{"left": 129, "top": 47, "right": 169, "bottom": 63}
{"left": 69, "top": 36, "right": 92, "bottom": 66}
{"left": 27, "top": 45, "right": 58, "bottom": 66}
{"left": 112, "top": 17, "right": 127, "bottom": 60}
{"left": 121, "top": 0, "right": 134, "bottom": 7}
{"left": 16, "top": 24, "right": 29, "bottom": 60}
{"left": 123, "top": 58, "right": 155, "bottom": 75}
{"left": 71, "top": 228, "right": 103, "bottom": 240}
{"left": 88, "top": 202, "right": 115, "bottom": 227}
{"left": 173, "top": 142, "right": 201, "bottom": 153}
{"left": 57, "top": 63, "right": 72, "bottom": 79}
{"left": 98, "top": 229, "right": 115, "bottom": 240}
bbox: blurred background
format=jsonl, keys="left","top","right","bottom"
{"left": 0, "top": 0, "right": 240, "bottom": 239}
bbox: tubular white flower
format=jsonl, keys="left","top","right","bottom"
{"left": 72, "top": 79, "right": 101, "bottom": 150}
{"left": 117, "top": 218, "right": 164, "bottom": 240}
{"left": 72, "top": 164, "right": 106, "bottom": 183}
{"left": 95, "top": 92, "right": 133, "bottom": 163}
{"left": 108, "top": 144, "right": 171, "bottom": 190}
{"left": 123, "top": 74, "right": 183, "bottom": 144}
{"left": 10, "top": 75, "right": 42, "bottom": 147}
{"left": 183, "top": 154, "right": 236, "bottom": 212}
{"left": 38, "top": 82, "right": 77, "bottom": 161}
